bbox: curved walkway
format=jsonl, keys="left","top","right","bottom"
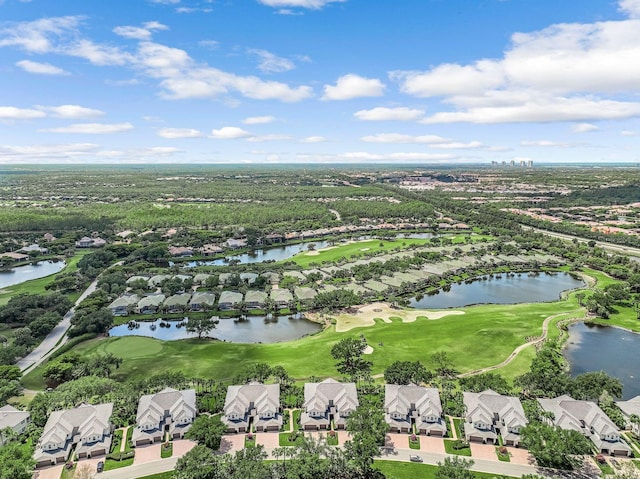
{"left": 457, "top": 310, "right": 582, "bottom": 378}
{"left": 329, "top": 209, "right": 341, "bottom": 221}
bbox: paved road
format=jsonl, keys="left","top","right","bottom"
{"left": 18, "top": 261, "right": 124, "bottom": 374}
{"left": 523, "top": 226, "right": 640, "bottom": 258}
{"left": 17, "top": 276, "right": 101, "bottom": 373}
{"left": 95, "top": 444, "right": 597, "bottom": 479}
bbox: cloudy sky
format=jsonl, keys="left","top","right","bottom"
{"left": 1, "top": 0, "right": 639, "bottom": 164}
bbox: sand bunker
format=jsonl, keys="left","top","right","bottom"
{"left": 335, "top": 302, "right": 465, "bottom": 332}
{"left": 363, "top": 345, "right": 374, "bottom": 354}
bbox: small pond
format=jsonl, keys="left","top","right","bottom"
{"left": 409, "top": 272, "right": 584, "bottom": 309}
{"left": 109, "top": 314, "right": 322, "bottom": 343}
{"left": 565, "top": 322, "right": 640, "bottom": 400}
{"left": 0, "top": 260, "right": 65, "bottom": 289}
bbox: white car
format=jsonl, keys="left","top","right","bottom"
{"left": 409, "top": 455, "right": 423, "bottom": 463}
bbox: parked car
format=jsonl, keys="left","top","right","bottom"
{"left": 409, "top": 455, "right": 423, "bottom": 463}
{"left": 96, "top": 461, "right": 104, "bottom": 473}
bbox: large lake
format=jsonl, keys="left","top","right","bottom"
{"left": 176, "top": 233, "right": 434, "bottom": 267}
{"left": 109, "top": 315, "right": 322, "bottom": 343}
{"left": 565, "top": 322, "right": 640, "bottom": 400}
{"left": 409, "top": 272, "right": 584, "bottom": 309}
{"left": 0, "top": 260, "right": 65, "bottom": 289}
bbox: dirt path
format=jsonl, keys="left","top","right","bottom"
{"left": 457, "top": 310, "right": 582, "bottom": 378}
{"left": 329, "top": 209, "right": 341, "bottom": 221}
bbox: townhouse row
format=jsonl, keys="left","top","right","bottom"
{"left": 27, "top": 382, "right": 638, "bottom": 468}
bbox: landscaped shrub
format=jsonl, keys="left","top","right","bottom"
{"left": 106, "top": 451, "right": 135, "bottom": 461}
{"left": 452, "top": 440, "right": 469, "bottom": 450}
{"left": 499, "top": 445, "right": 508, "bottom": 455}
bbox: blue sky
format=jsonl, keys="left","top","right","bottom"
{"left": 0, "top": 0, "right": 639, "bottom": 164}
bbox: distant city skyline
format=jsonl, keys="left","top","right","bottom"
{"left": 0, "top": 0, "right": 639, "bottom": 164}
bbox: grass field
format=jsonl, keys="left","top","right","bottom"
{"left": 23, "top": 297, "right": 581, "bottom": 389}
{"left": 287, "top": 238, "right": 431, "bottom": 268}
{"left": 0, "top": 250, "right": 91, "bottom": 306}
{"left": 373, "top": 460, "right": 514, "bottom": 479}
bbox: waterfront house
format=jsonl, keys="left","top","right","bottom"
{"left": 189, "top": 292, "right": 216, "bottom": 311}
{"left": 107, "top": 294, "right": 140, "bottom": 316}
{"left": 244, "top": 290, "right": 267, "bottom": 309}
{"left": 538, "top": 395, "right": 632, "bottom": 456}
{"left": 163, "top": 293, "right": 191, "bottom": 313}
{"left": 218, "top": 291, "right": 243, "bottom": 310}
{"left": 137, "top": 294, "right": 166, "bottom": 314}
{"left": 270, "top": 289, "right": 293, "bottom": 308}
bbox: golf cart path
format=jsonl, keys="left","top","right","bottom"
{"left": 457, "top": 309, "right": 582, "bottom": 378}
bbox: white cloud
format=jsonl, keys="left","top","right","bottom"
{"left": 37, "top": 104, "right": 105, "bottom": 119}
{"left": 211, "top": 126, "right": 252, "bottom": 139}
{"left": 0, "top": 106, "right": 46, "bottom": 119}
{"left": 393, "top": 61, "right": 504, "bottom": 98}
{"left": 621, "top": 130, "right": 638, "bottom": 136}
{"left": 0, "top": 143, "right": 100, "bottom": 162}
{"left": 16, "top": 59, "right": 69, "bottom": 75}
{"left": 198, "top": 40, "right": 219, "bottom": 49}
{"left": 176, "top": 7, "right": 213, "bottom": 13}
{"left": 620, "top": 0, "right": 640, "bottom": 18}
{"left": 149, "top": 0, "right": 180, "bottom": 4}
{"left": 571, "top": 123, "right": 599, "bottom": 133}
{"left": 520, "top": 140, "right": 574, "bottom": 148}
{"left": 42, "top": 122, "right": 134, "bottom": 134}
{"left": 243, "top": 116, "right": 276, "bottom": 124}
{"left": 394, "top": 14, "right": 640, "bottom": 123}
{"left": 257, "top": 0, "right": 345, "bottom": 10}
{"left": 354, "top": 107, "right": 424, "bottom": 121}
{"left": 0, "top": 19, "right": 312, "bottom": 103}
{"left": 360, "top": 133, "right": 450, "bottom": 144}
{"left": 113, "top": 22, "right": 168, "bottom": 40}
{"left": 322, "top": 74, "right": 385, "bottom": 100}
{"left": 421, "top": 97, "right": 640, "bottom": 124}
{"left": 300, "top": 136, "right": 326, "bottom": 143}
{"left": 428, "top": 141, "right": 484, "bottom": 149}
{"left": 0, "top": 16, "right": 80, "bottom": 53}
{"left": 246, "top": 134, "right": 294, "bottom": 142}
{"left": 339, "top": 151, "right": 455, "bottom": 162}
{"left": 249, "top": 49, "right": 295, "bottom": 73}
{"left": 136, "top": 41, "right": 314, "bottom": 102}
{"left": 157, "top": 127, "right": 202, "bottom": 138}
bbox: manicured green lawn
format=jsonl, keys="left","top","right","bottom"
{"left": 160, "top": 442, "right": 173, "bottom": 458}
{"left": 104, "top": 457, "right": 134, "bottom": 471}
{"left": 373, "top": 460, "right": 514, "bottom": 479}
{"left": 287, "top": 238, "right": 431, "bottom": 268}
{"left": 23, "top": 297, "right": 582, "bottom": 388}
{"left": 408, "top": 435, "right": 420, "bottom": 450}
{"left": 444, "top": 439, "right": 471, "bottom": 456}
{"left": 0, "top": 251, "right": 91, "bottom": 306}
{"left": 279, "top": 431, "right": 305, "bottom": 446}
{"left": 137, "top": 473, "right": 173, "bottom": 479}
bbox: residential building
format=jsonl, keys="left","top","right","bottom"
{"left": 132, "top": 388, "right": 196, "bottom": 446}
{"left": 137, "top": 294, "right": 166, "bottom": 314}
{"left": 294, "top": 287, "right": 317, "bottom": 305}
{"left": 193, "top": 273, "right": 212, "bottom": 285}
{"left": 240, "top": 272, "right": 258, "bottom": 285}
{"left": 270, "top": 289, "right": 293, "bottom": 308}
{"left": 384, "top": 384, "right": 446, "bottom": 436}
{"left": 199, "top": 244, "right": 224, "bottom": 256}
{"left": 168, "top": 246, "right": 194, "bottom": 257}
{"left": 0, "top": 405, "right": 30, "bottom": 446}
{"left": 189, "top": 292, "right": 216, "bottom": 311}
{"left": 163, "top": 293, "right": 191, "bottom": 313}
{"left": 107, "top": 294, "right": 140, "bottom": 316}
{"left": 616, "top": 395, "right": 640, "bottom": 435}
{"left": 33, "top": 403, "right": 113, "bottom": 468}
{"left": 463, "top": 390, "right": 527, "bottom": 446}
{"left": 225, "top": 238, "right": 247, "bottom": 249}
{"left": 244, "top": 290, "right": 267, "bottom": 309}
{"left": 222, "top": 382, "right": 282, "bottom": 433}
{"left": 19, "top": 244, "right": 48, "bottom": 254}
{"left": 218, "top": 291, "right": 243, "bottom": 310}
{"left": 538, "top": 395, "right": 632, "bottom": 456}
{"left": 300, "top": 378, "right": 358, "bottom": 430}
{"left": 148, "top": 274, "right": 172, "bottom": 287}
{"left": 75, "top": 237, "right": 106, "bottom": 248}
